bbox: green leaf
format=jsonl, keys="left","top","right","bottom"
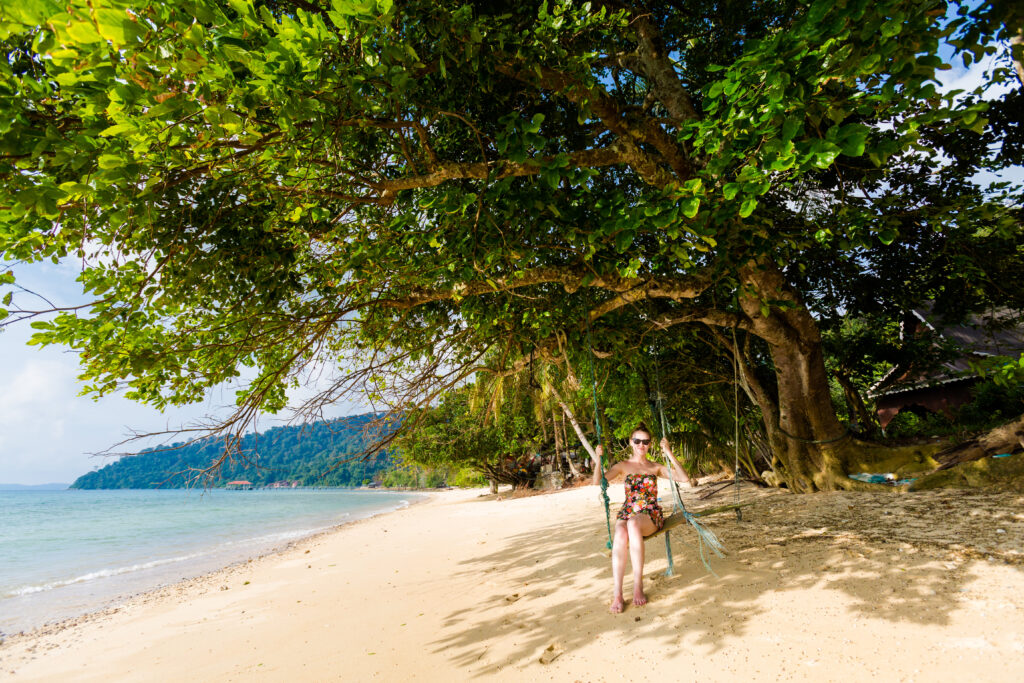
{"left": 680, "top": 197, "right": 700, "bottom": 219}
{"left": 65, "top": 21, "right": 103, "bottom": 44}
{"left": 839, "top": 129, "right": 867, "bottom": 157}
{"left": 99, "top": 122, "right": 137, "bottom": 137}
{"left": 94, "top": 9, "right": 144, "bottom": 45}
{"left": 806, "top": 0, "right": 833, "bottom": 24}
{"left": 809, "top": 140, "right": 841, "bottom": 168}
{"left": 614, "top": 230, "right": 634, "bottom": 253}
{"left": 97, "top": 154, "right": 126, "bottom": 170}
{"left": 739, "top": 197, "right": 757, "bottom": 218}
{"left": 881, "top": 19, "right": 902, "bottom": 37}
{"left": 782, "top": 116, "right": 802, "bottom": 141}
{"left": 860, "top": 53, "right": 881, "bottom": 73}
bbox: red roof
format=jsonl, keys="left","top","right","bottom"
{"left": 227, "top": 480, "right": 252, "bottom": 485}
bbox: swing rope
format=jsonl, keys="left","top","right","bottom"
{"left": 731, "top": 326, "right": 742, "bottom": 522}
{"left": 585, "top": 316, "right": 613, "bottom": 550}
{"left": 652, "top": 352, "right": 725, "bottom": 575}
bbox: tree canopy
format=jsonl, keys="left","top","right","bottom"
{"left": 1, "top": 0, "right": 1022, "bottom": 490}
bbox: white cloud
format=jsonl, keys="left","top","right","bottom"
{"left": 935, "top": 47, "right": 1018, "bottom": 101}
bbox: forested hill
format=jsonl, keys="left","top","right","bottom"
{"left": 70, "top": 415, "right": 392, "bottom": 489}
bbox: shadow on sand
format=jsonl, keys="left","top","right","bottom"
{"left": 429, "top": 488, "right": 1022, "bottom": 676}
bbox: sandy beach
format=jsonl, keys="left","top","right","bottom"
{"left": 3, "top": 482, "right": 1024, "bottom": 681}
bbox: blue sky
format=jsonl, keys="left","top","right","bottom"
{"left": 1, "top": 40, "right": 1021, "bottom": 485}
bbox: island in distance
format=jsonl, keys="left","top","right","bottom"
{"left": 70, "top": 414, "right": 393, "bottom": 489}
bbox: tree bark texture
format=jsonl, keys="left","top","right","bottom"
{"left": 739, "top": 261, "right": 852, "bottom": 491}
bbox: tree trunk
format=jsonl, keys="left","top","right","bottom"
{"left": 711, "top": 259, "right": 1021, "bottom": 492}
{"left": 550, "top": 405, "right": 579, "bottom": 478}
{"left": 739, "top": 261, "right": 854, "bottom": 491}
{"left": 834, "top": 370, "right": 878, "bottom": 436}
{"left": 559, "top": 412, "right": 579, "bottom": 477}
{"left": 551, "top": 408, "right": 564, "bottom": 473}
{"left": 547, "top": 383, "right": 599, "bottom": 460}
{"left": 1011, "top": 32, "right": 1023, "bottom": 89}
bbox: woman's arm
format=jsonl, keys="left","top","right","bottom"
{"left": 659, "top": 437, "right": 692, "bottom": 487}
{"left": 591, "top": 445, "right": 620, "bottom": 485}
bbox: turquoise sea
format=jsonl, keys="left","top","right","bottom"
{"left": 0, "top": 488, "right": 421, "bottom": 635}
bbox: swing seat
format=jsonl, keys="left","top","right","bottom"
{"left": 645, "top": 502, "right": 752, "bottom": 540}
{"left": 647, "top": 510, "right": 691, "bottom": 539}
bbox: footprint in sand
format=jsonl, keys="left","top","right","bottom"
{"left": 539, "top": 643, "right": 564, "bottom": 664}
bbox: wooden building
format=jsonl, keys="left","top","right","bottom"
{"left": 870, "top": 307, "right": 1024, "bottom": 429}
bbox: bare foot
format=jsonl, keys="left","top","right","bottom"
{"left": 632, "top": 587, "right": 648, "bottom": 607}
{"left": 610, "top": 595, "right": 625, "bottom": 613}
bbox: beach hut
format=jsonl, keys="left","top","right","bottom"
{"left": 226, "top": 480, "right": 253, "bottom": 490}
{"left": 870, "top": 306, "right": 1024, "bottom": 428}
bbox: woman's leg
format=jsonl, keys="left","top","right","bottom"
{"left": 626, "top": 514, "right": 656, "bottom": 606}
{"left": 610, "top": 520, "right": 629, "bottom": 613}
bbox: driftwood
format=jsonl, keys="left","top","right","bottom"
{"left": 696, "top": 477, "right": 761, "bottom": 500}
{"left": 935, "top": 413, "right": 1024, "bottom": 470}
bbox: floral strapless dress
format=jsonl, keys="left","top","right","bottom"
{"left": 616, "top": 473, "right": 664, "bottom": 530}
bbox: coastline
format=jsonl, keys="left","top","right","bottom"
{"left": 3, "top": 484, "right": 1024, "bottom": 681}
{"left": 0, "top": 490, "right": 427, "bottom": 638}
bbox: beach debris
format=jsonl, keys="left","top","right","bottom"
{"left": 848, "top": 472, "right": 917, "bottom": 486}
{"left": 539, "top": 643, "right": 564, "bottom": 664}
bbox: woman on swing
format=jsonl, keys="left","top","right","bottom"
{"left": 593, "top": 424, "right": 691, "bottom": 613}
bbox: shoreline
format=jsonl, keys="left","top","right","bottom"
{"left": 0, "top": 490, "right": 429, "bottom": 640}
{"left": 3, "top": 485, "right": 1024, "bottom": 681}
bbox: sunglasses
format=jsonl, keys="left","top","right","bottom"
{"left": 632, "top": 438, "right": 651, "bottom": 445}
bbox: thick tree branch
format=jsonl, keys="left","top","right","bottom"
{"left": 630, "top": 15, "right": 700, "bottom": 123}
{"left": 369, "top": 145, "right": 631, "bottom": 197}
{"left": 382, "top": 268, "right": 712, "bottom": 311}
{"left": 496, "top": 64, "right": 683, "bottom": 187}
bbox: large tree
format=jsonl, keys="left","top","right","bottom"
{"left": 1, "top": 0, "right": 1021, "bottom": 490}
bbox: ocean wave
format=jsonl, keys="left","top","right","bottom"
{"left": 3, "top": 550, "right": 208, "bottom": 598}
{"left": 2, "top": 497, "right": 416, "bottom": 602}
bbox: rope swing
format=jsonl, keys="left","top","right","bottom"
{"left": 731, "top": 325, "right": 742, "bottom": 522}
{"left": 585, "top": 316, "right": 614, "bottom": 551}
{"left": 584, "top": 313, "right": 724, "bottom": 572}
{"left": 651, "top": 350, "right": 725, "bottom": 575}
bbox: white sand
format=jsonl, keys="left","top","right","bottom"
{"left": 3, "top": 484, "right": 1024, "bottom": 681}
